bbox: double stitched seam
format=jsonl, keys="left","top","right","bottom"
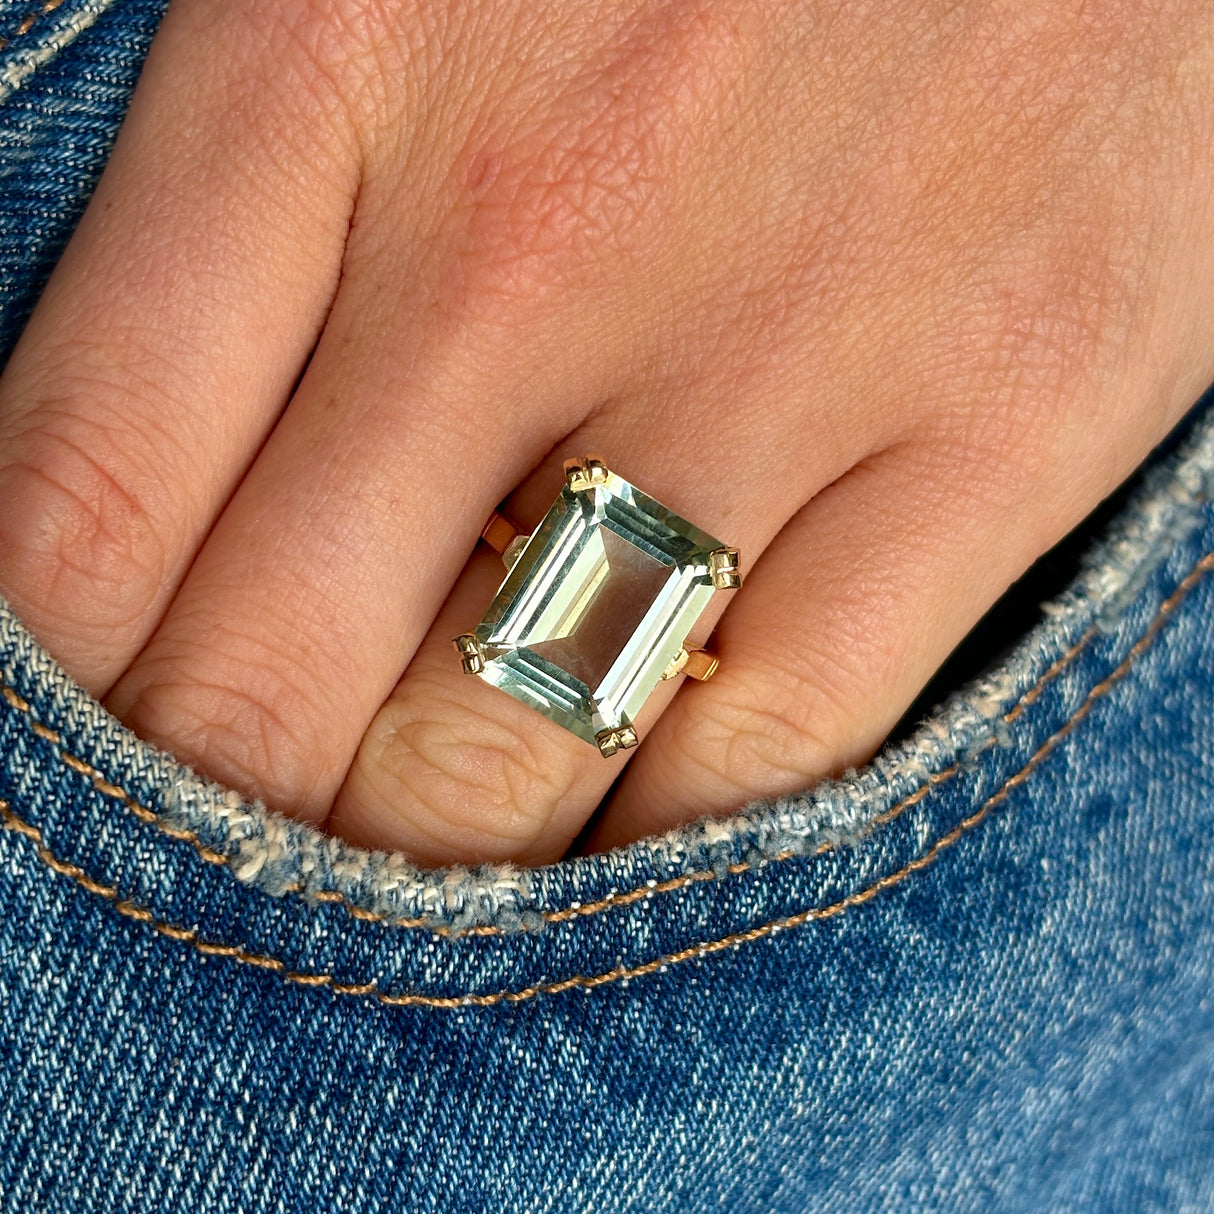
{"left": 0, "top": 0, "right": 65, "bottom": 51}
{"left": 1, "top": 548, "right": 1211, "bottom": 936}
{"left": 2, "top": 546, "right": 1211, "bottom": 1007}
{"left": 0, "top": 634, "right": 1078, "bottom": 936}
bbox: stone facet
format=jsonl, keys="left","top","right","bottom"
{"left": 469, "top": 470, "right": 726, "bottom": 748}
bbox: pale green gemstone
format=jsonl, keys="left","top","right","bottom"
{"left": 473, "top": 471, "right": 723, "bottom": 746}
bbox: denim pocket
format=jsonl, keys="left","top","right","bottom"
{"left": 0, "top": 405, "right": 1211, "bottom": 1000}
{"left": 2, "top": 6, "right": 1214, "bottom": 1207}
{"left": 2, "top": 402, "right": 1212, "bottom": 1214}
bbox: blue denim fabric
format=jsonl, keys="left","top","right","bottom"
{"left": 2, "top": 6, "right": 1213, "bottom": 1212}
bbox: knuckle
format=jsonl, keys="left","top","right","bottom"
{"left": 119, "top": 640, "right": 332, "bottom": 816}
{"left": 274, "top": 0, "right": 395, "bottom": 112}
{"left": 958, "top": 249, "right": 1136, "bottom": 424}
{"left": 663, "top": 686, "right": 812, "bottom": 802}
{"left": 909, "top": 8, "right": 1203, "bottom": 447}
{"left": 189, "top": 0, "right": 400, "bottom": 136}
{"left": 672, "top": 648, "right": 883, "bottom": 800}
{"left": 927, "top": 221, "right": 1156, "bottom": 497}
{"left": 703, "top": 689, "right": 835, "bottom": 795}
{"left": 444, "top": 2, "right": 753, "bottom": 317}
{"left": 450, "top": 130, "right": 668, "bottom": 322}
{"left": 354, "top": 676, "right": 580, "bottom": 859}
{"left": 0, "top": 419, "right": 169, "bottom": 646}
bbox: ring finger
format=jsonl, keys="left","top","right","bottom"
{"left": 325, "top": 390, "right": 869, "bottom": 866}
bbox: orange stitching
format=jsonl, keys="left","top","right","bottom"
{"left": 2, "top": 545, "right": 1210, "bottom": 1007}
{"left": 0, "top": 624, "right": 1095, "bottom": 935}
{"left": 0, "top": 0, "right": 65, "bottom": 53}
{"left": 467, "top": 766, "right": 978, "bottom": 935}
{"left": 1003, "top": 628, "right": 1093, "bottom": 722}
{"left": 3, "top": 791, "right": 995, "bottom": 1007}
{"left": 1, "top": 548, "right": 1211, "bottom": 936}
{"left": 1, "top": 682, "right": 248, "bottom": 870}
{"left": 0, "top": 667, "right": 1031, "bottom": 935}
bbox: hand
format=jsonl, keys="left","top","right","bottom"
{"left": 1, "top": 0, "right": 1211, "bottom": 865}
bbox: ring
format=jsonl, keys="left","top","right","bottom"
{"left": 453, "top": 455, "right": 741, "bottom": 757}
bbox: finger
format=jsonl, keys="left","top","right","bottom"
{"left": 585, "top": 416, "right": 1173, "bottom": 852}
{"left": 99, "top": 26, "right": 804, "bottom": 834}
{"left": 101, "top": 253, "right": 603, "bottom": 823}
{"left": 324, "top": 393, "right": 867, "bottom": 867}
{"left": 325, "top": 541, "right": 643, "bottom": 866}
{"left": 0, "top": 0, "right": 360, "bottom": 690}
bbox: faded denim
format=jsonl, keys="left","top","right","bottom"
{"left": 2, "top": 2, "right": 1213, "bottom": 1210}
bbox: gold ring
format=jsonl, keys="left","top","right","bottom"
{"left": 453, "top": 455, "right": 741, "bottom": 757}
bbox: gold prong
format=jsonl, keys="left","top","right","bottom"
{"left": 661, "top": 645, "right": 718, "bottom": 682}
{"left": 682, "top": 646, "right": 719, "bottom": 681}
{"left": 453, "top": 634, "right": 485, "bottom": 675}
{"left": 709, "top": 547, "right": 742, "bottom": 590}
{"left": 594, "top": 724, "right": 638, "bottom": 757}
{"left": 477, "top": 510, "right": 531, "bottom": 569}
{"left": 480, "top": 511, "right": 521, "bottom": 555}
{"left": 563, "top": 454, "right": 609, "bottom": 493}
{"left": 661, "top": 648, "right": 689, "bottom": 681}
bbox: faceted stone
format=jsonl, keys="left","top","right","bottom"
{"left": 471, "top": 470, "right": 725, "bottom": 747}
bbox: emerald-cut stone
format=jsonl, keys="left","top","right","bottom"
{"left": 469, "top": 468, "right": 727, "bottom": 749}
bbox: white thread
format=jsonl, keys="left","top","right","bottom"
{"left": 0, "top": 0, "right": 125, "bottom": 102}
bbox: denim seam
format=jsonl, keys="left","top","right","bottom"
{"left": 0, "top": 548, "right": 1207, "bottom": 937}
{"left": 1, "top": 546, "right": 1209, "bottom": 1007}
{"left": 0, "top": 0, "right": 122, "bottom": 101}
{"left": 0, "top": 613, "right": 1103, "bottom": 936}
{"left": 0, "top": 0, "right": 64, "bottom": 50}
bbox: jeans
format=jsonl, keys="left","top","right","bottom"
{"left": 2, "top": 2, "right": 1213, "bottom": 1210}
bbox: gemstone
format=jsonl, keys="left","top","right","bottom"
{"left": 469, "top": 468, "right": 728, "bottom": 749}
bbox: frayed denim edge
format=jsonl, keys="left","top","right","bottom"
{"left": 0, "top": 0, "right": 125, "bottom": 103}
{"left": 1, "top": 408, "right": 1212, "bottom": 931}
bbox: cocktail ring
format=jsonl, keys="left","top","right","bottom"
{"left": 453, "top": 455, "right": 741, "bottom": 757}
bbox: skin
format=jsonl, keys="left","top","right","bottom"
{"left": 0, "top": 0, "right": 1211, "bottom": 866}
